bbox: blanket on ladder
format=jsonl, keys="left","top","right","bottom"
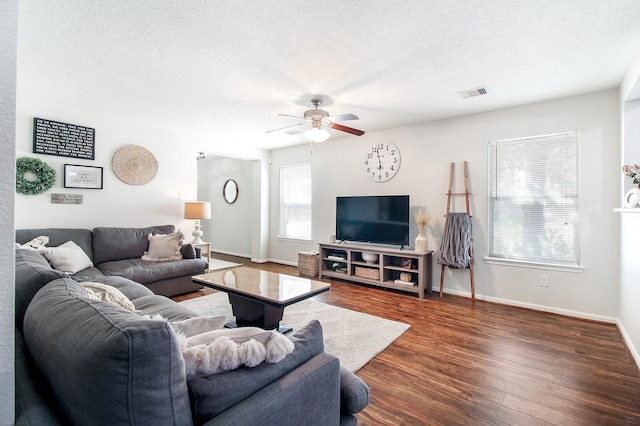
{"left": 438, "top": 212, "right": 471, "bottom": 269}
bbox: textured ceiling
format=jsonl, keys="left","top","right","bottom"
{"left": 16, "top": 1, "right": 640, "bottom": 152}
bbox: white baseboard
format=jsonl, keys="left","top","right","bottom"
{"left": 436, "top": 287, "right": 618, "bottom": 324}
{"left": 257, "top": 258, "right": 297, "bottom": 267}
{"left": 211, "top": 249, "right": 251, "bottom": 258}
{"left": 616, "top": 320, "right": 640, "bottom": 370}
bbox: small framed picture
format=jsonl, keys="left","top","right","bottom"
{"left": 401, "top": 258, "right": 413, "bottom": 269}
{"left": 63, "top": 164, "right": 103, "bottom": 189}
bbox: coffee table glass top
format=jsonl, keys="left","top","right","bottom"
{"left": 192, "top": 266, "right": 330, "bottom": 306}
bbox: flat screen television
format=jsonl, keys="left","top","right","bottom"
{"left": 336, "top": 195, "right": 410, "bottom": 247}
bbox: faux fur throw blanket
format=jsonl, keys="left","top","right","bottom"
{"left": 176, "top": 327, "right": 294, "bottom": 379}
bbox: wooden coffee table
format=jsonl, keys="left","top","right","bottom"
{"left": 192, "top": 266, "right": 330, "bottom": 332}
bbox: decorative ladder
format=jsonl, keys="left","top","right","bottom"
{"left": 439, "top": 161, "right": 475, "bottom": 302}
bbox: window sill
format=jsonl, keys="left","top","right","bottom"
{"left": 277, "top": 236, "right": 313, "bottom": 243}
{"left": 483, "top": 257, "right": 584, "bottom": 273}
{"left": 614, "top": 208, "right": 640, "bottom": 214}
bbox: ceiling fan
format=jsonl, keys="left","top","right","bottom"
{"left": 266, "top": 98, "right": 365, "bottom": 142}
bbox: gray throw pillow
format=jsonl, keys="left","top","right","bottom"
{"left": 180, "top": 244, "right": 196, "bottom": 259}
{"left": 188, "top": 319, "right": 325, "bottom": 422}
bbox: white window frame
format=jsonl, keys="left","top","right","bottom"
{"left": 486, "top": 132, "right": 581, "bottom": 271}
{"left": 279, "top": 164, "right": 312, "bottom": 241}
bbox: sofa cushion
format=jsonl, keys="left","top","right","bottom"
{"left": 133, "top": 294, "right": 200, "bottom": 321}
{"left": 91, "top": 225, "right": 175, "bottom": 264}
{"left": 16, "top": 228, "right": 94, "bottom": 262}
{"left": 43, "top": 241, "right": 93, "bottom": 274}
{"left": 15, "top": 330, "right": 65, "bottom": 425}
{"left": 73, "top": 274, "right": 154, "bottom": 301}
{"left": 188, "top": 319, "right": 325, "bottom": 422}
{"left": 97, "top": 257, "right": 208, "bottom": 284}
{"left": 14, "top": 248, "right": 66, "bottom": 330}
{"left": 68, "top": 265, "right": 105, "bottom": 281}
{"left": 23, "top": 278, "right": 193, "bottom": 426}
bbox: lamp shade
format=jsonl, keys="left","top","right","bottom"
{"left": 184, "top": 201, "right": 211, "bottom": 220}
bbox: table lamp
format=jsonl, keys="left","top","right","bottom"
{"left": 184, "top": 201, "right": 211, "bottom": 244}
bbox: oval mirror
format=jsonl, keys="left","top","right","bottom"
{"left": 223, "top": 179, "right": 238, "bottom": 204}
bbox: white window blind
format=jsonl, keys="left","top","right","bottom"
{"left": 488, "top": 132, "right": 579, "bottom": 266}
{"left": 280, "top": 164, "right": 312, "bottom": 240}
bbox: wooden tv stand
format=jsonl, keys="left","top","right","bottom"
{"left": 318, "top": 243, "right": 433, "bottom": 298}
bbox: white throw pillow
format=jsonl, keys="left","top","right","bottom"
{"left": 142, "top": 232, "right": 184, "bottom": 262}
{"left": 171, "top": 316, "right": 226, "bottom": 337}
{"left": 43, "top": 241, "right": 93, "bottom": 273}
{"left": 82, "top": 281, "right": 136, "bottom": 312}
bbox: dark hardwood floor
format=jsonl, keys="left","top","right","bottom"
{"left": 176, "top": 255, "right": 640, "bottom": 425}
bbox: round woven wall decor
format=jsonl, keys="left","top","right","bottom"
{"left": 112, "top": 145, "right": 158, "bottom": 185}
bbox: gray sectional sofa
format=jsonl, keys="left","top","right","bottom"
{"left": 14, "top": 227, "right": 370, "bottom": 425}
{"left": 16, "top": 225, "right": 207, "bottom": 297}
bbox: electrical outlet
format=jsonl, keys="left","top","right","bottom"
{"left": 539, "top": 275, "right": 549, "bottom": 287}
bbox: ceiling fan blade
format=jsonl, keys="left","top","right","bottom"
{"left": 328, "top": 113, "right": 359, "bottom": 122}
{"left": 277, "top": 114, "right": 305, "bottom": 119}
{"left": 265, "top": 122, "right": 307, "bottom": 133}
{"left": 330, "top": 123, "right": 365, "bottom": 136}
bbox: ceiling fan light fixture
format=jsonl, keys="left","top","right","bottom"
{"left": 305, "top": 127, "right": 330, "bottom": 143}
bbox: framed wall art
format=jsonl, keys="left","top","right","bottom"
{"left": 63, "top": 164, "right": 103, "bottom": 189}
{"left": 33, "top": 117, "right": 95, "bottom": 160}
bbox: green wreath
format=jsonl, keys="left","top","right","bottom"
{"left": 16, "top": 157, "right": 56, "bottom": 195}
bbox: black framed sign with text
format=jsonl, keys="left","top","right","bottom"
{"left": 33, "top": 117, "right": 95, "bottom": 160}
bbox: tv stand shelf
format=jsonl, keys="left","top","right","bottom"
{"left": 318, "top": 243, "right": 433, "bottom": 298}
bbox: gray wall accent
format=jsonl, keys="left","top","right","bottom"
{"left": 0, "top": 0, "right": 17, "bottom": 422}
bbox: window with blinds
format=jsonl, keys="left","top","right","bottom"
{"left": 488, "top": 132, "right": 579, "bottom": 266}
{"left": 279, "top": 164, "right": 312, "bottom": 240}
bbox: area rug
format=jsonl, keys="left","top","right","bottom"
{"left": 208, "top": 259, "right": 242, "bottom": 271}
{"left": 179, "top": 292, "right": 410, "bottom": 372}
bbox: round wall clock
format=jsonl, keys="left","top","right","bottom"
{"left": 363, "top": 142, "right": 401, "bottom": 182}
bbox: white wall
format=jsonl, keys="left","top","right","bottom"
{"left": 269, "top": 89, "right": 621, "bottom": 321}
{"left": 14, "top": 100, "right": 208, "bottom": 232}
{"left": 0, "top": 1, "right": 17, "bottom": 422}
{"left": 618, "top": 50, "right": 640, "bottom": 366}
{"left": 198, "top": 157, "right": 254, "bottom": 257}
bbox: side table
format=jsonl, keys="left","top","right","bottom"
{"left": 192, "top": 242, "right": 212, "bottom": 269}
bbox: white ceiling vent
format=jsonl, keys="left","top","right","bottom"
{"left": 458, "top": 87, "right": 488, "bottom": 98}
